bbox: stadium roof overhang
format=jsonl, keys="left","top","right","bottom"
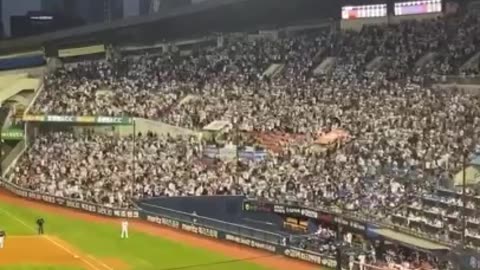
{"left": 0, "top": 0, "right": 337, "bottom": 55}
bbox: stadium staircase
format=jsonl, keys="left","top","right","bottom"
{"left": 177, "top": 95, "right": 198, "bottom": 107}
{"left": 415, "top": 52, "right": 438, "bottom": 68}
{"left": 308, "top": 48, "right": 328, "bottom": 75}
{"left": 460, "top": 51, "right": 480, "bottom": 71}
{"left": 0, "top": 107, "right": 10, "bottom": 129}
{"left": 312, "top": 57, "right": 337, "bottom": 75}
{"left": 156, "top": 93, "right": 195, "bottom": 118}
{"left": 366, "top": 56, "right": 384, "bottom": 71}
{"left": 14, "top": 107, "right": 25, "bottom": 121}
{"left": 262, "top": 63, "right": 285, "bottom": 78}
{"left": 0, "top": 107, "right": 14, "bottom": 152}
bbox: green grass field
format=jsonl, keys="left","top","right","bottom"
{"left": 0, "top": 199, "right": 274, "bottom": 270}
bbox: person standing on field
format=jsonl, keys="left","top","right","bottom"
{"left": 121, "top": 220, "right": 129, "bottom": 239}
{"left": 0, "top": 229, "right": 5, "bottom": 249}
{"left": 36, "top": 218, "right": 44, "bottom": 235}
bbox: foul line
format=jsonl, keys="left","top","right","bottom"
{"left": 0, "top": 207, "right": 110, "bottom": 270}
{"left": 88, "top": 255, "right": 115, "bottom": 270}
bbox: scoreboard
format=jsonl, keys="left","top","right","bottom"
{"left": 341, "top": 4, "right": 388, "bottom": 20}
{"left": 394, "top": 0, "right": 442, "bottom": 15}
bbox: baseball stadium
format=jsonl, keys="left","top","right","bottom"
{"left": 0, "top": 0, "right": 479, "bottom": 269}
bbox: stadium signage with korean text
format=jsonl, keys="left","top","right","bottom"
{"left": 285, "top": 206, "right": 302, "bottom": 215}
{"left": 273, "top": 204, "right": 286, "bottom": 214}
{"left": 341, "top": 4, "right": 387, "bottom": 20}
{"left": 145, "top": 215, "right": 180, "bottom": 229}
{"left": 284, "top": 248, "right": 337, "bottom": 268}
{"left": 22, "top": 115, "right": 133, "bottom": 125}
{"left": 181, "top": 223, "right": 219, "bottom": 238}
{"left": 301, "top": 209, "right": 318, "bottom": 219}
{"left": 272, "top": 205, "right": 317, "bottom": 218}
{"left": 96, "top": 116, "right": 127, "bottom": 124}
{"left": 224, "top": 234, "right": 277, "bottom": 252}
{"left": 334, "top": 217, "right": 366, "bottom": 231}
{"left": 1, "top": 129, "right": 24, "bottom": 140}
{"left": 46, "top": 115, "right": 75, "bottom": 122}
{"left": 394, "top": 0, "right": 442, "bottom": 15}
{"left": 243, "top": 201, "right": 273, "bottom": 212}
{"left": 244, "top": 200, "right": 367, "bottom": 230}
{"left": 76, "top": 116, "right": 96, "bottom": 123}
{"left": 1, "top": 181, "right": 139, "bottom": 218}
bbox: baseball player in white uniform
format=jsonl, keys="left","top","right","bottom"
{"left": 370, "top": 247, "right": 376, "bottom": 263}
{"left": 121, "top": 220, "right": 129, "bottom": 239}
{"left": 348, "top": 255, "right": 354, "bottom": 270}
{"left": 358, "top": 254, "right": 366, "bottom": 270}
{"left": 344, "top": 232, "right": 352, "bottom": 246}
{"left": 0, "top": 229, "right": 5, "bottom": 249}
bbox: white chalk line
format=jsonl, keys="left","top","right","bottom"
{"left": 88, "top": 255, "right": 115, "bottom": 270}
{"left": 0, "top": 207, "right": 112, "bottom": 270}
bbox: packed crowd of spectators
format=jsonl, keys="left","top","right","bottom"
{"left": 9, "top": 11, "right": 480, "bottom": 267}
{"left": 391, "top": 186, "right": 480, "bottom": 248}
{"left": 427, "top": 14, "right": 480, "bottom": 76}
{"left": 30, "top": 13, "right": 480, "bottom": 121}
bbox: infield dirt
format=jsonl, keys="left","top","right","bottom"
{"left": 0, "top": 235, "right": 119, "bottom": 270}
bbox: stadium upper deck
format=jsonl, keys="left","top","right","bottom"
{"left": 0, "top": 0, "right": 335, "bottom": 55}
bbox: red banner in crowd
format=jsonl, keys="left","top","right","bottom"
{"left": 314, "top": 128, "right": 351, "bottom": 145}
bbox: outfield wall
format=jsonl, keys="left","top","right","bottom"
{"left": 0, "top": 180, "right": 337, "bottom": 269}
{"left": 138, "top": 196, "right": 284, "bottom": 232}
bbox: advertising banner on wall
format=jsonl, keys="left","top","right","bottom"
{"left": 22, "top": 115, "right": 133, "bottom": 125}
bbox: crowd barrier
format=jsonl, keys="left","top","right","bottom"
{"left": 0, "top": 180, "right": 338, "bottom": 269}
